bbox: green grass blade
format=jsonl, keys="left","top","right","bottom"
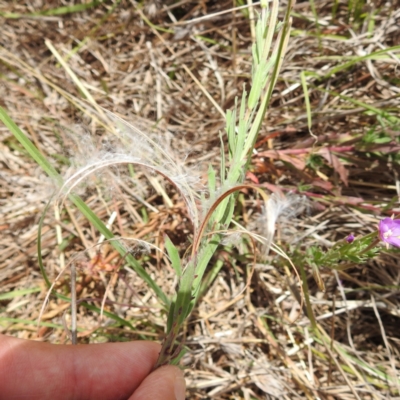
{"left": 0, "top": 107, "right": 62, "bottom": 185}
{"left": 69, "top": 195, "right": 169, "bottom": 306}
{"left": 324, "top": 45, "right": 400, "bottom": 78}
{"left": 174, "top": 257, "right": 196, "bottom": 325}
{"left": 0, "top": 317, "right": 64, "bottom": 329}
{"left": 315, "top": 87, "right": 400, "bottom": 124}
{"left": 0, "top": 1, "right": 105, "bottom": 18}
{"left": 0, "top": 288, "right": 41, "bottom": 301}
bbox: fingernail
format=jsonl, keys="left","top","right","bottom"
{"left": 174, "top": 369, "right": 186, "bottom": 400}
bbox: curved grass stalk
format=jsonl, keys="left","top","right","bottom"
{"left": 192, "top": 184, "right": 269, "bottom": 256}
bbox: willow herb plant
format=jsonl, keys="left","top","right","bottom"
{"left": 0, "top": 0, "right": 295, "bottom": 365}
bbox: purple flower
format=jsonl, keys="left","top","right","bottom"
{"left": 378, "top": 218, "right": 400, "bottom": 248}
{"left": 346, "top": 234, "right": 355, "bottom": 243}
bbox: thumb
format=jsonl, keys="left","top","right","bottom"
{"left": 129, "top": 365, "right": 186, "bottom": 400}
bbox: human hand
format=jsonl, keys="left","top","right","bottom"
{"left": 0, "top": 334, "right": 185, "bottom": 400}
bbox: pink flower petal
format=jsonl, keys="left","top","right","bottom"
{"left": 378, "top": 218, "right": 400, "bottom": 247}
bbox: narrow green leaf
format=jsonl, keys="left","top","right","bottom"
{"left": 0, "top": 107, "right": 61, "bottom": 185}
{"left": 70, "top": 194, "right": 169, "bottom": 306}
{"left": 166, "top": 296, "right": 176, "bottom": 332}
{"left": 207, "top": 164, "right": 216, "bottom": 200}
{"left": 219, "top": 131, "right": 226, "bottom": 184}
{"left": 165, "top": 235, "right": 182, "bottom": 278}
{"left": 198, "top": 259, "right": 224, "bottom": 299}
{"left": 248, "top": 60, "right": 268, "bottom": 109}
{"left": 0, "top": 1, "right": 104, "bottom": 18}
{"left": 173, "top": 257, "right": 196, "bottom": 324}
{"left": 0, "top": 317, "right": 64, "bottom": 329}
{"left": 324, "top": 45, "right": 400, "bottom": 78}
{"left": 0, "top": 288, "right": 41, "bottom": 301}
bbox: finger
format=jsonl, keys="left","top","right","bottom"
{"left": 0, "top": 334, "right": 160, "bottom": 400}
{"left": 129, "top": 365, "right": 186, "bottom": 400}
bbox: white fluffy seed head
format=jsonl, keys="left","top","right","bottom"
{"left": 257, "top": 192, "right": 309, "bottom": 256}
{"left": 57, "top": 110, "right": 203, "bottom": 227}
